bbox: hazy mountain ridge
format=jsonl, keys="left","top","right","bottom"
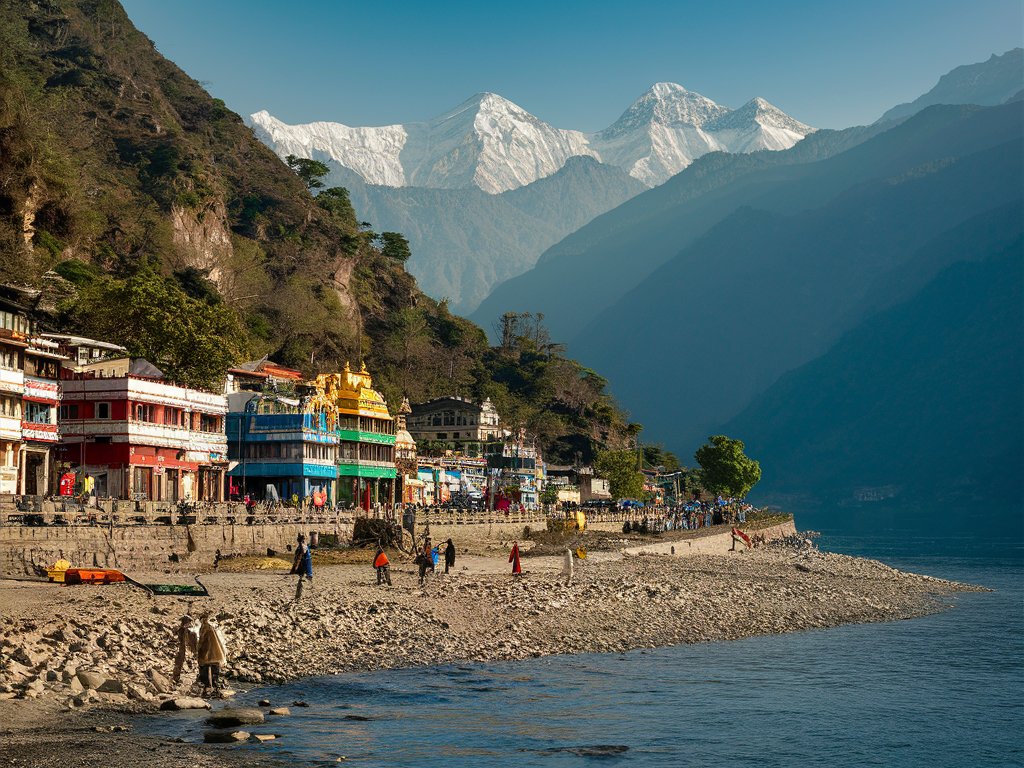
{"left": 565, "top": 102, "right": 1021, "bottom": 479}
{"left": 724, "top": 242, "right": 1023, "bottom": 519}
{"left": 344, "top": 156, "right": 646, "bottom": 312}
{"left": 879, "top": 47, "right": 1023, "bottom": 123}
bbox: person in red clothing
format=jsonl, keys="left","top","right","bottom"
{"left": 509, "top": 541, "right": 522, "bottom": 576}
{"left": 373, "top": 545, "right": 392, "bottom": 586}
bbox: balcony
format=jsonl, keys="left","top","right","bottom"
{"left": 0, "top": 415, "right": 20, "bottom": 440}
{"left": 60, "top": 418, "right": 227, "bottom": 453}
{"left": 22, "top": 421, "right": 59, "bottom": 442}
{"left": 0, "top": 367, "right": 24, "bottom": 394}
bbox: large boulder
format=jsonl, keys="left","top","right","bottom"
{"left": 76, "top": 671, "right": 106, "bottom": 690}
{"left": 97, "top": 678, "right": 124, "bottom": 694}
{"left": 147, "top": 669, "right": 173, "bottom": 695}
{"left": 206, "top": 707, "right": 265, "bottom": 727}
{"left": 159, "top": 696, "right": 211, "bottom": 711}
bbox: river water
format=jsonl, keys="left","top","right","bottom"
{"left": 148, "top": 533, "right": 1023, "bottom": 767}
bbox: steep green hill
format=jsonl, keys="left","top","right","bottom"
{"left": 0, "top": 0, "right": 634, "bottom": 463}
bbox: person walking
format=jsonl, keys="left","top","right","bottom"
{"left": 416, "top": 541, "right": 434, "bottom": 586}
{"left": 444, "top": 538, "right": 456, "bottom": 575}
{"left": 509, "top": 541, "right": 522, "bottom": 577}
{"left": 373, "top": 545, "right": 392, "bottom": 586}
{"left": 291, "top": 533, "right": 313, "bottom": 600}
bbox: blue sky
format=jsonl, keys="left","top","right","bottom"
{"left": 121, "top": 0, "right": 1022, "bottom": 130}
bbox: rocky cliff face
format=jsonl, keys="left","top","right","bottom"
{"left": 0, "top": 0, "right": 368, "bottom": 362}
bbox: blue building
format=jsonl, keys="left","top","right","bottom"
{"left": 226, "top": 392, "right": 337, "bottom": 503}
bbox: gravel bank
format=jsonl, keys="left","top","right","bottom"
{"left": 0, "top": 535, "right": 984, "bottom": 766}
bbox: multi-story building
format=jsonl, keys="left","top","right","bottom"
{"left": 407, "top": 396, "right": 505, "bottom": 456}
{"left": 0, "top": 296, "right": 30, "bottom": 494}
{"left": 20, "top": 337, "right": 65, "bottom": 495}
{"left": 324, "top": 364, "right": 396, "bottom": 509}
{"left": 487, "top": 430, "right": 544, "bottom": 507}
{"left": 225, "top": 390, "right": 338, "bottom": 504}
{"left": 57, "top": 340, "right": 228, "bottom": 501}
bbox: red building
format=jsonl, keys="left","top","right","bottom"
{"left": 54, "top": 340, "right": 228, "bottom": 501}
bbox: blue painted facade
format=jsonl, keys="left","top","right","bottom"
{"left": 227, "top": 411, "right": 338, "bottom": 503}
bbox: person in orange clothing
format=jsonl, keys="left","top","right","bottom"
{"left": 509, "top": 541, "right": 522, "bottom": 576}
{"left": 373, "top": 545, "right": 392, "bottom": 586}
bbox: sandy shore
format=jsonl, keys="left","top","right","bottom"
{"left": 0, "top": 521, "right": 985, "bottom": 766}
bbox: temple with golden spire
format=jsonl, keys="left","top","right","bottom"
{"left": 311, "top": 362, "right": 396, "bottom": 509}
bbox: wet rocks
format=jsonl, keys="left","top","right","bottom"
{"left": 203, "top": 729, "right": 250, "bottom": 743}
{"left": 206, "top": 707, "right": 265, "bottom": 727}
{"left": 159, "top": 696, "right": 211, "bottom": 711}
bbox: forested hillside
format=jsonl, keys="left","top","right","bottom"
{"left": 0, "top": 0, "right": 633, "bottom": 463}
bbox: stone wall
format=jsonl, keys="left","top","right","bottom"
{"left": 0, "top": 520, "right": 353, "bottom": 577}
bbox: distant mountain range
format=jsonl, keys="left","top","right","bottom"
{"left": 879, "top": 47, "right": 1023, "bottom": 123}
{"left": 251, "top": 84, "right": 813, "bottom": 193}
{"left": 466, "top": 49, "right": 1023, "bottom": 516}
{"left": 249, "top": 85, "right": 813, "bottom": 311}
{"left": 475, "top": 48, "right": 1024, "bottom": 338}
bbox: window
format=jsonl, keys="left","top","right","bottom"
{"left": 25, "top": 357, "right": 57, "bottom": 378}
{"left": 25, "top": 402, "right": 53, "bottom": 424}
{"left": 96, "top": 402, "right": 111, "bottom": 420}
{"left": 59, "top": 404, "right": 79, "bottom": 420}
{"left": 0, "top": 396, "right": 20, "bottom": 418}
{"left": 134, "top": 404, "right": 152, "bottom": 422}
{"left": 163, "top": 407, "right": 184, "bottom": 427}
{"left": 0, "top": 348, "right": 16, "bottom": 369}
{"left": 198, "top": 413, "right": 220, "bottom": 433}
{"left": 0, "top": 311, "right": 28, "bottom": 335}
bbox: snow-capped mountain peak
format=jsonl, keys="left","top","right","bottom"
{"left": 704, "top": 96, "right": 815, "bottom": 152}
{"left": 250, "top": 84, "right": 813, "bottom": 193}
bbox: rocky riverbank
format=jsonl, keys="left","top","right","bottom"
{"left": 0, "top": 529, "right": 985, "bottom": 766}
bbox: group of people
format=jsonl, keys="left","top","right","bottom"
{"left": 412, "top": 538, "right": 456, "bottom": 585}
{"left": 618, "top": 498, "right": 755, "bottom": 534}
{"left": 288, "top": 530, "right": 462, "bottom": 599}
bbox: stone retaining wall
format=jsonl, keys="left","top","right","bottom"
{"left": 0, "top": 521, "right": 353, "bottom": 577}
{"left": 622, "top": 518, "right": 798, "bottom": 557}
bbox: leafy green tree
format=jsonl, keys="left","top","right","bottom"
{"left": 694, "top": 435, "right": 762, "bottom": 498}
{"left": 316, "top": 186, "right": 356, "bottom": 226}
{"left": 594, "top": 449, "right": 645, "bottom": 500}
{"left": 376, "top": 232, "right": 412, "bottom": 263}
{"left": 69, "top": 269, "right": 245, "bottom": 390}
{"left": 285, "top": 154, "right": 329, "bottom": 190}
{"left": 540, "top": 483, "right": 560, "bottom": 506}
{"left": 642, "top": 444, "right": 681, "bottom": 472}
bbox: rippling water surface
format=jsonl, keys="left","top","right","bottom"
{"left": 147, "top": 534, "right": 1023, "bottom": 767}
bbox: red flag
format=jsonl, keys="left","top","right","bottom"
{"left": 732, "top": 527, "right": 752, "bottom": 548}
